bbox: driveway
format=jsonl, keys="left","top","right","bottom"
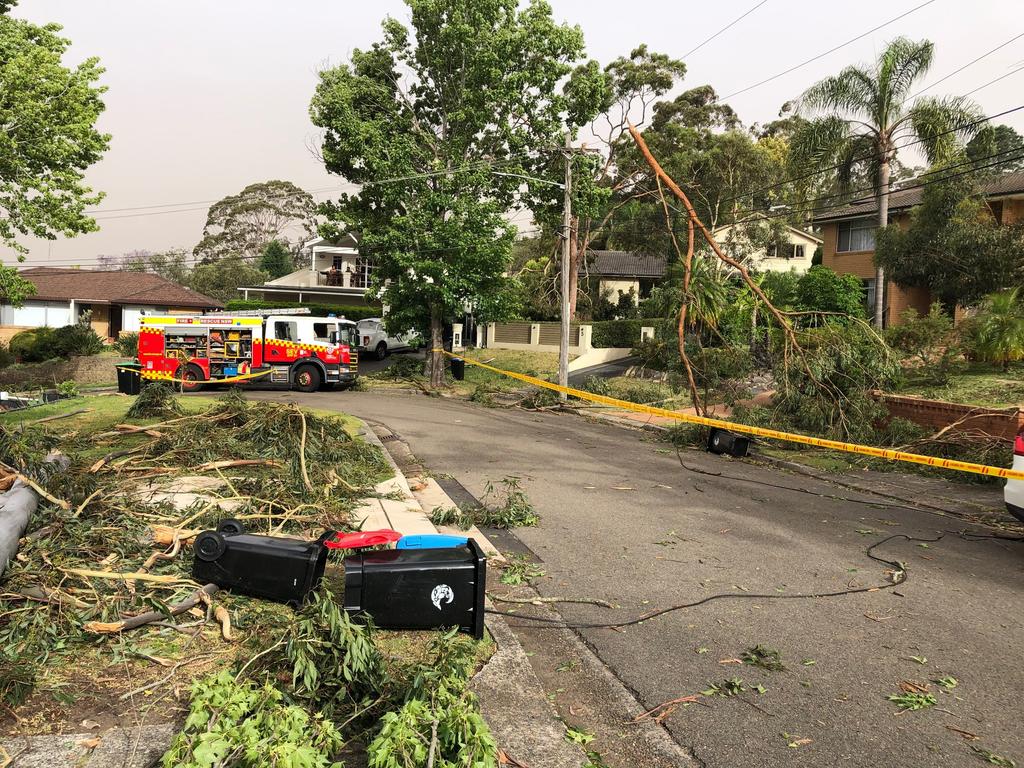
{"left": 253, "top": 389, "right": 1024, "bottom": 768}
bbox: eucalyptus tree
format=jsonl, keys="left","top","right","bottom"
{"left": 310, "top": 0, "right": 605, "bottom": 386}
{"left": 793, "top": 37, "right": 983, "bottom": 328}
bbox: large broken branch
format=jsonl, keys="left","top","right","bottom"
{"left": 655, "top": 176, "right": 704, "bottom": 415}
{"left": 627, "top": 123, "right": 836, "bottom": 410}
{"left": 83, "top": 583, "right": 219, "bottom": 634}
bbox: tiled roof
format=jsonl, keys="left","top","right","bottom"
{"left": 813, "top": 169, "right": 1024, "bottom": 223}
{"left": 587, "top": 250, "right": 667, "bottom": 278}
{"left": 15, "top": 268, "right": 222, "bottom": 308}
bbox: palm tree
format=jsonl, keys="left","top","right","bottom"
{"left": 971, "top": 288, "right": 1024, "bottom": 371}
{"left": 794, "top": 38, "right": 983, "bottom": 329}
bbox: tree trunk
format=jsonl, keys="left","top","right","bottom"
{"left": 567, "top": 217, "right": 580, "bottom": 319}
{"left": 874, "top": 160, "right": 891, "bottom": 330}
{"left": 427, "top": 303, "right": 445, "bottom": 388}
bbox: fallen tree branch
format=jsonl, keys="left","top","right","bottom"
{"left": 61, "top": 567, "right": 189, "bottom": 585}
{"left": 214, "top": 605, "right": 233, "bottom": 641}
{"left": 295, "top": 407, "right": 315, "bottom": 494}
{"left": 192, "top": 459, "right": 282, "bottom": 472}
{"left": 29, "top": 408, "right": 93, "bottom": 424}
{"left": 83, "top": 583, "right": 219, "bottom": 634}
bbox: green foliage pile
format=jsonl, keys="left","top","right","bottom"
{"left": 126, "top": 382, "right": 183, "bottom": 419}
{"left": 429, "top": 477, "right": 539, "bottom": 530}
{"left": 0, "top": 340, "right": 15, "bottom": 368}
{"left": 167, "top": 593, "right": 495, "bottom": 768}
{"left": 161, "top": 671, "right": 345, "bottom": 768}
{"left": 772, "top": 323, "right": 901, "bottom": 442}
{"left": 9, "top": 323, "right": 105, "bottom": 362}
{"left": 224, "top": 299, "right": 379, "bottom": 321}
{"left": 0, "top": 392, "right": 392, "bottom": 710}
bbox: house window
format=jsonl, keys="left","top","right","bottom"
{"left": 351, "top": 256, "right": 373, "bottom": 289}
{"left": 766, "top": 242, "right": 806, "bottom": 260}
{"left": 332, "top": 254, "right": 345, "bottom": 270}
{"left": 837, "top": 219, "right": 876, "bottom": 252}
{"left": 863, "top": 279, "right": 876, "bottom": 314}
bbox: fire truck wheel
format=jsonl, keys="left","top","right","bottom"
{"left": 293, "top": 365, "right": 322, "bottom": 393}
{"left": 375, "top": 341, "right": 388, "bottom": 360}
{"left": 175, "top": 363, "right": 205, "bottom": 392}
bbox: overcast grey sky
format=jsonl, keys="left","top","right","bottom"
{"left": 5, "top": 0, "right": 1023, "bottom": 267}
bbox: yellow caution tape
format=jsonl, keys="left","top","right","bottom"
{"left": 122, "top": 367, "right": 274, "bottom": 386}
{"left": 438, "top": 350, "right": 1024, "bottom": 483}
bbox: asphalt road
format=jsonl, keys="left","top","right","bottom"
{"left": 256, "top": 389, "right": 1024, "bottom": 768}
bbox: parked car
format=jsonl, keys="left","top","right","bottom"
{"left": 1007, "top": 426, "right": 1024, "bottom": 523}
{"left": 356, "top": 318, "right": 417, "bottom": 360}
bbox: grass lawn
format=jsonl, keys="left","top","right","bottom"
{"left": 459, "top": 348, "right": 562, "bottom": 389}
{"left": 896, "top": 362, "right": 1024, "bottom": 409}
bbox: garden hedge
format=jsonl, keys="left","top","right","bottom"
{"left": 224, "top": 299, "right": 379, "bottom": 320}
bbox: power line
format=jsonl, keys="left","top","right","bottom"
{"left": 903, "top": 30, "right": 1024, "bottom": 101}
{"left": 717, "top": 0, "right": 938, "bottom": 101}
{"left": 681, "top": 0, "right": 770, "bottom": 59}
{"left": 86, "top": 153, "right": 558, "bottom": 217}
{"left": 961, "top": 61, "right": 1024, "bottom": 97}
{"left": 714, "top": 103, "right": 1024, "bottom": 210}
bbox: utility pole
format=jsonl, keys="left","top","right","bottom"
{"left": 558, "top": 133, "right": 572, "bottom": 401}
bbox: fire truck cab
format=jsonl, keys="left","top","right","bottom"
{"left": 138, "top": 312, "right": 358, "bottom": 392}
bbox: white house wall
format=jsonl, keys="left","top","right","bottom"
{"left": 0, "top": 300, "right": 71, "bottom": 328}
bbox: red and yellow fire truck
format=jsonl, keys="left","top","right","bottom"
{"left": 138, "top": 312, "right": 358, "bottom": 392}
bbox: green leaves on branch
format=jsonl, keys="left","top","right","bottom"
{"left": 161, "top": 670, "right": 345, "bottom": 768}
{"left": 0, "top": 12, "right": 109, "bottom": 252}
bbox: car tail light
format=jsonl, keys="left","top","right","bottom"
{"left": 363, "top": 335, "right": 370, "bottom": 346}
{"left": 1015, "top": 431, "right": 1024, "bottom": 456}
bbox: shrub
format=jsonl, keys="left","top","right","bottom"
{"left": 8, "top": 330, "right": 40, "bottom": 361}
{"left": 113, "top": 332, "right": 139, "bottom": 357}
{"left": 614, "top": 379, "right": 670, "bottom": 405}
{"left": 56, "top": 380, "right": 79, "bottom": 398}
{"left": 582, "top": 375, "right": 611, "bottom": 396}
{"left": 691, "top": 346, "right": 753, "bottom": 388}
{"left": 885, "top": 303, "right": 955, "bottom": 367}
{"left": 0, "top": 341, "right": 14, "bottom": 369}
{"left": 592, "top": 319, "right": 644, "bottom": 348}
{"left": 795, "top": 265, "right": 867, "bottom": 320}
{"left": 631, "top": 337, "right": 676, "bottom": 371}
{"left": 225, "top": 299, "right": 379, "bottom": 321}
{"left": 9, "top": 325, "right": 103, "bottom": 362}
{"left": 960, "top": 288, "right": 1024, "bottom": 370}
{"left": 51, "top": 324, "right": 104, "bottom": 357}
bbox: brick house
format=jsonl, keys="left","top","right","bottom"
{"left": 812, "top": 170, "right": 1024, "bottom": 327}
{"left": 0, "top": 268, "right": 222, "bottom": 342}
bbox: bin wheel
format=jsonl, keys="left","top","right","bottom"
{"left": 293, "top": 365, "right": 321, "bottom": 393}
{"left": 217, "top": 518, "right": 245, "bottom": 536}
{"left": 194, "top": 531, "right": 227, "bottom": 562}
{"left": 175, "top": 363, "right": 206, "bottom": 392}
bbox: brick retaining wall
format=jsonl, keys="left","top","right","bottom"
{"left": 873, "top": 391, "right": 1024, "bottom": 441}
